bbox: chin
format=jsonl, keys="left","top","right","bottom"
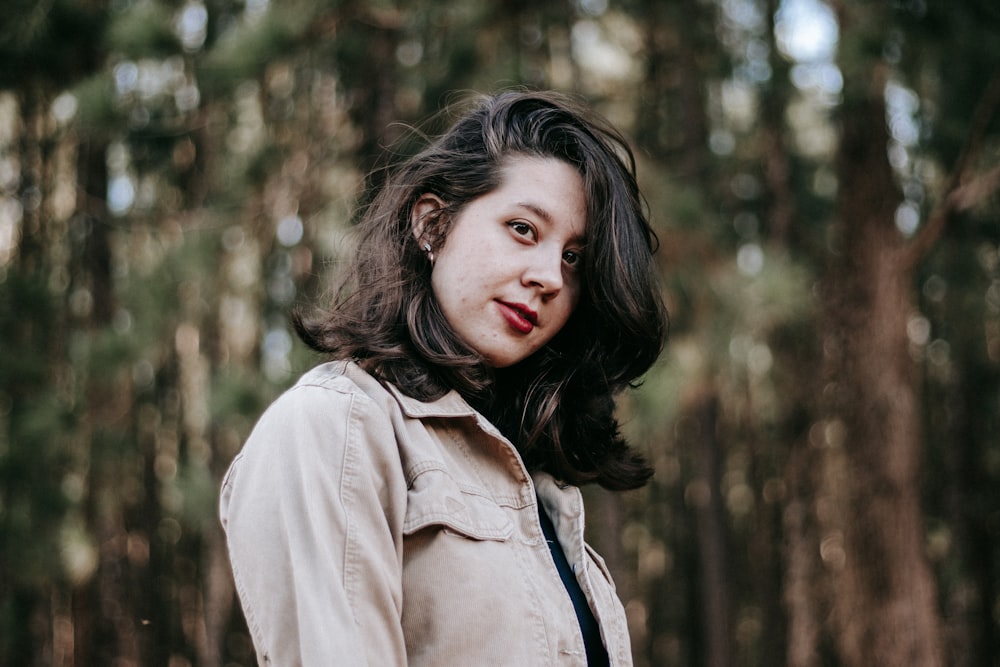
{"left": 481, "top": 351, "right": 524, "bottom": 369}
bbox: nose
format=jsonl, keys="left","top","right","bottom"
{"left": 522, "top": 248, "right": 564, "bottom": 297}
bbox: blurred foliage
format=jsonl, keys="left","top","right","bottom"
{"left": 1, "top": 0, "right": 999, "bottom": 665}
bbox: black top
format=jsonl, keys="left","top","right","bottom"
{"left": 537, "top": 503, "right": 611, "bottom": 667}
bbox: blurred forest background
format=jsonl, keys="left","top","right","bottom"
{"left": 2, "top": 0, "right": 999, "bottom": 665}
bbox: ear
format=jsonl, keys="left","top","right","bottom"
{"left": 411, "top": 193, "right": 446, "bottom": 245}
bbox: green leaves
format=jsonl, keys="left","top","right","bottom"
{"left": 105, "top": 1, "right": 180, "bottom": 60}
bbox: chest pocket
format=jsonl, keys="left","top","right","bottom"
{"left": 403, "top": 465, "right": 514, "bottom": 541}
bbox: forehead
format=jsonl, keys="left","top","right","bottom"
{"left": 495, "top": 156, "right": 588, "bottom": 235}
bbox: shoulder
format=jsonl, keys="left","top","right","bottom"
{"left": 233, "top": 361, "right": 406, "bottom": 467}
{"left": 233, "top": 360, "right": 485, "bottom": 482}
{"left": 288, "top": 359, "right": 388, "bottom": 398}
{"left": 273, "top": 360, "right": 479, "bottom": 425}
{"left": 262, "top": 360, "right": 396, "bottom": 421}
{"left": 223, "top": 362, "right": 415, "bottom": 507}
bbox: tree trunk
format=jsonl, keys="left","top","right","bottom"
{"left": 689, "top": 391, "right": 731, "bottom": 667}
{"left": 782, "top": 437, "right": 824, "bottom": 667}
{"left": 762, "top": 0, "right": 796, "bottom": 245}
{"left": 819, "top": 80, "right": 944, "bottom": 666}
{"left": 939, "top": 357, "right": 998, "bottom": 665}
{"left": 635, "top": 0, "right": 713, "bottom": 183}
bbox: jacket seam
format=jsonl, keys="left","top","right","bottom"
{"left": 339, "top": 389, "right": 367, "bottom": 643}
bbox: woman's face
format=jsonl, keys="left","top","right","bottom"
{"left": 416, "top": 156, "right": 587, "bottom": 368}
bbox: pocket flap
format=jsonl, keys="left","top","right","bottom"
{"left": 403, "top": 467, "right": 513, "bottom": 541}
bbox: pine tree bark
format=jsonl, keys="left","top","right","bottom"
{"left": 689, "top": 391, "right": 732, "bottom": 667}
{"left": 819, "top": 76, "right": 944, "bottom": 666}
{"left": 634, "top": 0, "right": 712, "bottom": 182}
{"left": 782, "top": 438, "right": 824, "bottom": 667}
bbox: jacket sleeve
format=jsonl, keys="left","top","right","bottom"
{"left": 219, "top": 381, "right": 408, "bottom": 666}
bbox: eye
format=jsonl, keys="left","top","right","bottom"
{"left": 508, "top": 220, "right": 535, "bottom": 239}
{"left": 562, "top": 249, "right": 582, "bottom": 268}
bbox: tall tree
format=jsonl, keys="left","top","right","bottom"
{"left": 814, "top": 1, "right": 1000, "bottom": 664}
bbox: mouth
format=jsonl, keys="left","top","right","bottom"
{"left": 497, "top": 301, "right": 538, "bottom": 334}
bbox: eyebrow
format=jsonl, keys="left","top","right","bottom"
{"left": 516, "top": 201, "right": 552, "bottom": 223}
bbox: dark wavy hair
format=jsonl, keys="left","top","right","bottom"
{"left": 295, "top": 90, "right": 668, "bottom": 490}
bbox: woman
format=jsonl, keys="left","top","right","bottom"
{"left": 220, "top": 90, "right": 668, "bottom": 666}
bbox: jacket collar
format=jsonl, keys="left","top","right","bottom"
{"left": 384, "top": 381, "right": 480, "bottom": 420}
{"left": 382, "top": 380, "right": 517, "bottom": 447}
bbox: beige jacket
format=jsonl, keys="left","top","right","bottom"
{"left": 219, "top": 361, "right": 633, "bottom": 666}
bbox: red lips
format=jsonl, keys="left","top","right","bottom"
{"left": 497, "top": 301, "right": 538, "bottom": 334}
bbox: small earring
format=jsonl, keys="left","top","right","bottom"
{"left": 423, "top": 242, "right": 432, "bottom": 253}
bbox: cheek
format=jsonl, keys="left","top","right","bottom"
{"left": 429, "top": 270, "right": 452, "bottom": 311}
{"left": 429, "top": 260, "right": 473, "bottom": 322}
